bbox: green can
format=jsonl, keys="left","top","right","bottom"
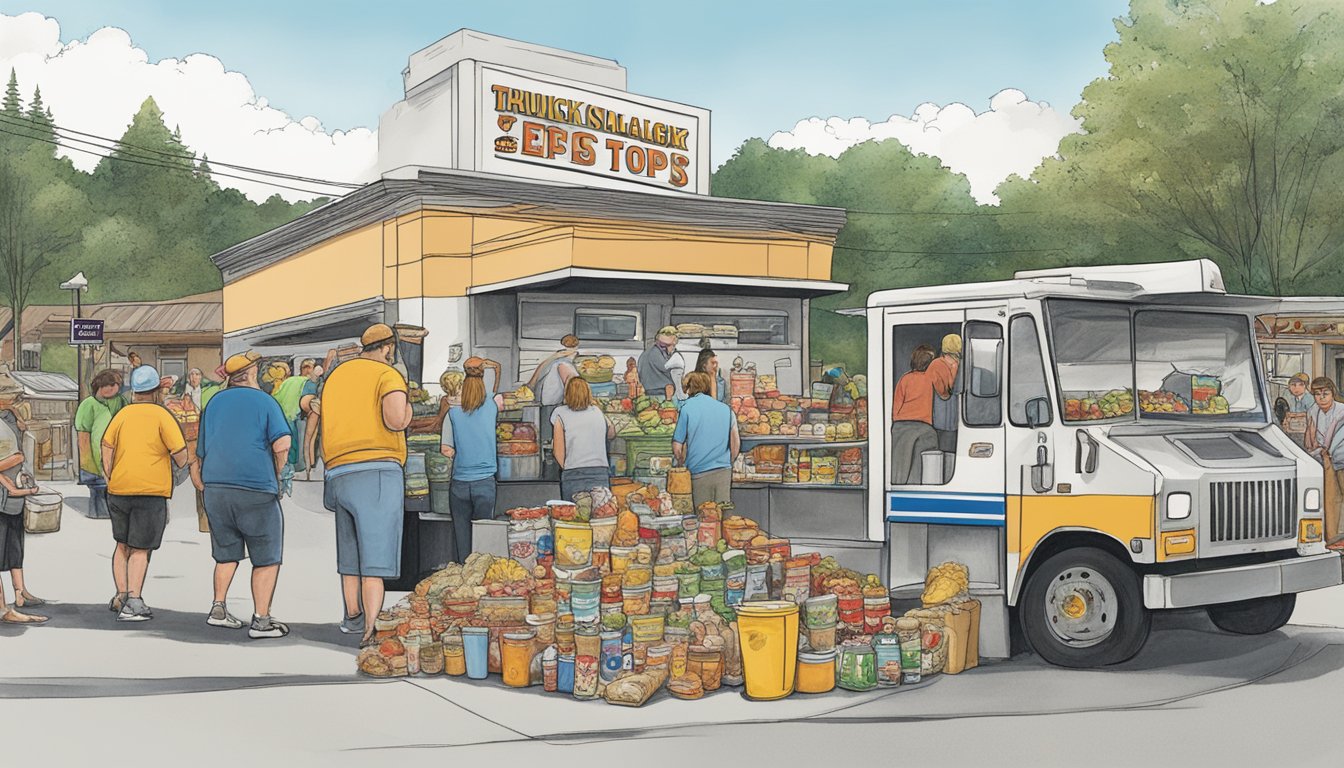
{"left": 837, "top": 640, "right": 877, "bottom": 692}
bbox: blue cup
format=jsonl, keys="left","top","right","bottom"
{"left": 557, "top": 654, "right": 575, "bottom": 693}
{"left": 463, "top": 627, "right": 489, "bottom": 680}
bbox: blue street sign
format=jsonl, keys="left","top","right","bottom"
{"left": 70, "top": 318, "right": 104, "bottom": 345}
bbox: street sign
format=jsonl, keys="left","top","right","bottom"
{"left": 69, "top": 318, "right": 104, "bottom": 345}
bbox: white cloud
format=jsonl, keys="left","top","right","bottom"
{"left": 0, "top": 12, "right": 376, "bottom": 201}
{"left": 767, "top": 89, "right": 1081, "bottom": 204}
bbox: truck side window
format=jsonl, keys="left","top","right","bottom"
{"left": 964, "top": 321, "right": 1003, "bottom": 427}
{"left": 1009, "top": 315, "right": 1052, "bottom": 427}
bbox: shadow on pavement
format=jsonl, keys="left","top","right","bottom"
{"left": 0, "top": 601, "right": 363, "bottom": 654}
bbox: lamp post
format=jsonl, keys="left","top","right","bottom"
{"left": 59, "top": 272, "right": 88, "bottom": 400}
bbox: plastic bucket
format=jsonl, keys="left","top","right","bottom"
{"left": 462, "top": 627, "right": 489, "bottom": 680}
{"left": 610, "top": 546, "right": 637, "bottom": 574}
{"left": 570, "top": 578, "right": 602, "bottom": 623}
{"left": 590, "top": 517, "right": 617, "bottom": 547}
{"left": 554, "top": 521, "right": 594, "bottom": 568}
{"left": 674, "top": 570, "right": 701, "bottom": 599}
{"left": 735, "top": 601, "right": 800, "bottom": 701}
{"left": 629, "top": 613, "right": 665, "bottom": 644}
{"left": 796, "top": 649, "right": 837, "bottom": 694}
{"left": 501, "top": 630, "right": 537, "bottom": 688}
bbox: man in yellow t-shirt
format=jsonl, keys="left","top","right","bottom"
{"left": 320, "top": 323, "right": 412, "bottom": 644}
{"left": 101, "top": 365, "right": 190, "bottom": 622}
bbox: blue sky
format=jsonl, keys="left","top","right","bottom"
{"left": 0, "top": 0, "right": 1130, "bottom": 162}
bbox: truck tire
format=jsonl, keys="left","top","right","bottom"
{"left": 1206, "top": 594, "right": 1295, "bottom": 635}
{"left": 1020, "top": 547, "right": 1151, "bottom": 668}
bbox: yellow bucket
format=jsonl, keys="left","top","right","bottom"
{"left": 735, "top": 600, "right": 800, "bottom": 700}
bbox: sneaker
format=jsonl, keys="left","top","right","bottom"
{"left": 117, "top": 597, "right": 152, "bottom": 622}
{"left": 206, "top": 602, "right": 244, "bottom": 629}
{"left": 339, "top": 611, "right": 364, "bottom": 635}
{"left": 109, "top": 593, "right": 127, "bottom": 613}
{"left": 249, "top": 615, "right": 289, "bottom": 639}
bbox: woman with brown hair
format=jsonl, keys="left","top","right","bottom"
{"left": 551, "top": 377, "right": 615, "bottom": 502}
{"left": 441, "top": 357, "right": 503, "bottom": 561}
{"left": 889, "top": 344, "right": 941, "bottom": 484}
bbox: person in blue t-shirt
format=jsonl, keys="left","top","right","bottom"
{"left": 441, "top": 357, "right": 504, "bottom": 562}
{"left": 672, "top": 371, "right": 741, "bottom": 508}
{"left": 191, "top": 350, "right": 294, "bottom": 639}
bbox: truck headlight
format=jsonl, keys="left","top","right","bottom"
{"left": 1166, "top": 492, "right": 1192, "bottom": 520}
{"left": 1305, "top": 488, "right": 1321, "bottom": 512}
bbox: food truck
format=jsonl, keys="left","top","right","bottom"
{"left": 859, "top": 259, "right": 1342, "bottom": 666}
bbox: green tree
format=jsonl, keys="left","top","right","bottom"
{"left": 0, "top": 161, "right": 79, "bottom": 366}
{"left": 1, "top": 69, "right": 19, "bottom": 117}
{"left": 25, "top": 85, "right": 55, "bottom": 146}
{"left": 1000, "top": 0, "right": 1344, "bottom": 295}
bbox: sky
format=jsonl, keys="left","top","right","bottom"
{"left": 0, "top": 1, "right": 1133, "bottom": 201}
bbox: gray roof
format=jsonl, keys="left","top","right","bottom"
{"left": 209, "top": 169, "right": 848, "bottom": 282}
{"left": 7, "top": 371, "right": 78, "bottom": 400}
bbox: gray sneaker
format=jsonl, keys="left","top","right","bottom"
{"left": 339, "top": 611, "right": 364, "bottom": 635}
{"left": 117, "top": 597, "right": 152, "bottom": 622}
{"left": 206, "top": 602, "right": 244, "bottom": 629}
{"left": 249, "top": 615, "right": 290, "bottom": 639}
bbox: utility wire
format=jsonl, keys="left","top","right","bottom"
{"left": 0, "top": 111, "right": 362, "bottom": 193}
{"left": 0, "top": 124, "right": 348, "bottom": 198}
{"left": 834, "top": 243, "right": 1065, "bottom": 255}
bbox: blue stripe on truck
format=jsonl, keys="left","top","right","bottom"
{"left": 887, "top": 491, "right": 1007, "bottom": 527}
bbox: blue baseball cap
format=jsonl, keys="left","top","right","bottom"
{"left": 129, "top": 365, "right": 162, "bottom": 394}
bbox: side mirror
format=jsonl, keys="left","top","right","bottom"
{"left": 1025, "top": 396, "right": 1051, "bottom": 429}
{"left": 1076, "top": 430, "right": 1099, "bottom": 474}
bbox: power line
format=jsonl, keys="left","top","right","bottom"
{"left": 0, "top": 111, "right": 361, "bottom": 194}
{"left": 0, "top": 123, "right": 348, "bottom": 198}
{"left": 834, "top": 243, "right": 1065, "bottom": 255}
{"left": 845, "top": 207, "right": 1044, "bottom": 217}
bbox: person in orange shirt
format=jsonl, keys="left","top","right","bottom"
{"left": 320, "top": 324, "right": 413, "bottom": 645}
{"left": 890, "top": 345, "right": 941, "bottom": 484}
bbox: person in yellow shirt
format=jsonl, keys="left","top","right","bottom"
{"left": 101, "top": 365, "right": 190, "bottom": 622}
{"left": 320, "top": 324, "right": 412, "bottom": 644}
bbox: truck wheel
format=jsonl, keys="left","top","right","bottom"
{"left": 1020, "top": 547, "right": 1151, "bottom": 668}
{"left": 1206, "top": 594, "right": 1295, "bottom": 635}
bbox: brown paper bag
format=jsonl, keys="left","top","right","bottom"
{"left": 943, "top": 604, "right": 972, "bottom": 675}
{"left": 963, "top": 599, "right": 981, "bottom": 672}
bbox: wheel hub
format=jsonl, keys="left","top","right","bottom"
{"left": 1045, "top": 566, "right": 1117, "bottom": 648}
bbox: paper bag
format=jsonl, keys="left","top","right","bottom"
{"left": 942, "top": 599, "right": 981, "bottom": 675}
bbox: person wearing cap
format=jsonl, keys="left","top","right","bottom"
{"left": 270, "top": 359, "right": 313, "bottom": 482}
{"left": 637, "top": 326, "right": 681, "bottom": 402}
{"left": 321, "top": 323, "right": 413, "bottom": 643}
{"left": 101, "top": 364, "right": 191, "bottom": 622}
{"left": 191, "top": 351, "right": 294, "bottom": 638}
{"left": 75, "top": 369, "right": 126, "bottom": 520}
{"left": 1287, "top": 372, "right": 1312, "bottom": 414}
{"left": 442, "top": 356, "right": 504, "bottom": 560}
{"left": 928, "top": 333, "right": 962, "bottom": 452}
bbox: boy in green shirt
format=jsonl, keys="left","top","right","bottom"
{"left": 74, "top": 370, "right": 125, "bottom": 520}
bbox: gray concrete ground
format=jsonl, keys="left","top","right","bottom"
{"left": 3, "top": 478, "right": 1342, "bottom": 767}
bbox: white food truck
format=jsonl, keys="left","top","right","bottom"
{"left": 858, "top": 259, "right": 1342, "bottom": 667}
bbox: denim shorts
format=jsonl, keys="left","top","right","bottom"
{"left": 204, "top": 485, "right": 284, "bottom": 566}
{"left": 324, "top": 461, "right": 404, "bottom": 578}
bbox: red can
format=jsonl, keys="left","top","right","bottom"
{"left": 837, "top": 594, "right": 864, "bottom": 625}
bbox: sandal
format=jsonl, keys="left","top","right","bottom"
{"left": 15, "top": 591, "right": 46, "bottom": 608}
{"left": 1, "top": 609, "right": 49, "bottom": 624}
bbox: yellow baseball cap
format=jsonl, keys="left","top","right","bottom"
{"left": 361, "top": 323, "right": 396, "bottom": 347}
{"left": 657, "top": 325, "right": 679, "bottom": 337}
{"left": 223, "top": 351, "right": 261, "bottom": 377}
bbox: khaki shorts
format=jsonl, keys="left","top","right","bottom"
{"left": 691, "top": 468, "right": 732, "bottom": 509}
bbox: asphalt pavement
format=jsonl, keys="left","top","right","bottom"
{"left": 2, "top": 479, "right": 1342, "bottom": 767}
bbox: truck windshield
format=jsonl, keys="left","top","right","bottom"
{"left": 1047, "top": 300, "right": 1265, "bottom": 424}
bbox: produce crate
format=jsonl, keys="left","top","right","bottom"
{"left": 625, "top": 435, "right": 674, "bottom": 478}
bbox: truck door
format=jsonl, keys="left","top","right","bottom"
{"left": 1002, "top": 311, "right": 1056, "bottom": 598}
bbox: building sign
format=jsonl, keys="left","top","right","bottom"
{"left": 69, "top": 318, "right": 104, "bottom": 345}
{"left": 480, "top": 67, "right": 704, "bottom": 193}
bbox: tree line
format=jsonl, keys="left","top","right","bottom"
{"left": 0, "top": 72, "right": 326, "bottom": 365}
{"left": 710, "top": 0, "right": 1344, "bottom": 374}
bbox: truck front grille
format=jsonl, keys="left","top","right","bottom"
{"left": 1209, "top": 478, "right": 1296, "bottom": 544}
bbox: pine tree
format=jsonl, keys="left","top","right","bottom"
{"left": 196, "top": 153, "right": 213, "bottom": 180}
{"left": 25, "top": 85, "right": 55, "bottom": 145}
{"left": 2, "top": 69, "right": 20, "bottom": 117}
